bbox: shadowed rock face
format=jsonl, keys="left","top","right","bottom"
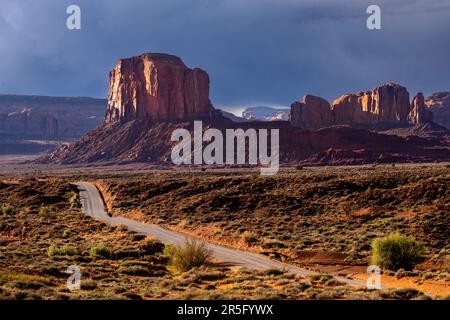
{"left": 0, "top": 95, "right": 106, "bottom": 138}
{"left": 290, "top": 95, "right": 333, "bottom": 130}
{"left": 42, "top": 120, "right": 450, "bottom": 165}
{"left": 409, "top": 92, "right": 433, "bottom": 125}
{"left": 106, "top": 53, "right": 217, "bottom": 123}
{"left": 426, "top": 92, "right": 450, "bottom": 129}
{"left": 291, "top": 83, "right": 435, "bottom": 130}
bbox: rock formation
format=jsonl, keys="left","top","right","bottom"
{"left": 106, "top": 53, "right": 218, "bottom": 123}
{"left": 290, "top": 95, "right": 333, "bottom": 130}
{"left": 291, "top": 83, "right": 436, "bottom": 130}
{"left": 408, "top": 92, "right": 433, "bottom": 124}
{"left": 425, "top": 92, "right": 450, "bottom": 129}
{"left": 332, "top": 83, "right": 411, "bottom": 127}
{"left": 40, "top": 52, "right": 450, "bottom": 166}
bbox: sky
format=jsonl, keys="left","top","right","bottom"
{"left": 0, "top": 0, "right": 449, "bottom": 112}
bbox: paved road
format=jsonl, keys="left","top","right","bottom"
{"left": 75, "top": 181, "right": 366, "bottom": 287}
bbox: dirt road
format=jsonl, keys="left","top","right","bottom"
{"left": 75, "top": 181, "right": 366, "bottom": 287}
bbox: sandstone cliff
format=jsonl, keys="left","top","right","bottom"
{"left": 409, "top": 92, "right": 433, "bottom": 124}
{"left": 290, "top": 83, "right": 434, "bottom": 130}
{"left": 106, "top": 53, "right": 218, "bottom": 123}
{"left": 290, "top": 95, "right": 333, "bottom": 130}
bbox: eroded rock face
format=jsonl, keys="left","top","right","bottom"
{"left": 290, "top": 95, "right": 333, "bottom": 130}
{"left": 106, "top": 53, "right": 216, "bottom": 123}
{"left": 426, "top": 92, "right": 450, "bottom": 129}
{"left": 291, "top": 83, "right": 433, "bottom": 130}
{"left": 409, "top": 92, "right": 433, "bottom": 124}
{"left": 332, "top": 83, "right": 411, "bottom": 128}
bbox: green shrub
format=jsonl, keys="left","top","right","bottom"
{"left": 164, "top": 239, "right": 211, "bottom": 271}
{"left": 69, "top": 193, "right": 80, "bottom": 208}
{"left": 371, "top": 232, "right": 426, "bottom": 271}
{"left": 1, "top": 204, "right": 15, "bottom": 216}
{"left": 62, "top": 229, "right": 72, "bottom": 238}
{"left": 89, "top": 244, "right": 112, "bottom": 259}
{"left": 39, "top": 207, "right": 56, "bottom": 219}
{"left": 47, "top": 244, "right": 77, "bottom": 257}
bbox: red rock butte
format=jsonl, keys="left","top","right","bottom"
{"left": 106, "top": 53, "right": 218, "bottom": 123}
{"left": 290, "top": 83, "right": 433, "bottom": 130}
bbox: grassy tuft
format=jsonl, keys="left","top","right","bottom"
{"left": 89, "top": 244, "right": 112, "bottom": 259}
{"left": 164, "top": 239, "right": 211, "bottom": 272}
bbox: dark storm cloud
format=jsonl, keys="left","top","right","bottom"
{"left": 0, "top": 0, "right": 449, "bottom": 110}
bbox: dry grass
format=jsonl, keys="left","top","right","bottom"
{"left": 0, "top": 165, "right": 448, "bottom": 299}
{"left": 99, "top": 164, "right": 449, "bottom": 271}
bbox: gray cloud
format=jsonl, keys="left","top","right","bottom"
{"left": 0, "top": 0, "right": 449, "bottom": 110}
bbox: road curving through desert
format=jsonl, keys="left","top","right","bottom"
{"left": 75, "top": 181, "right": 368, "bottom": 287}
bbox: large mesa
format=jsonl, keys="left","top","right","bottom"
{"left": 106, "top": 53, "right": 218, "bottom": 123}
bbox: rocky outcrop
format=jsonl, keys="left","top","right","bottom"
{"left": 426, "top": 92, "right": 450, "bottom": 129}
{"left": 291, "top": 83, "right": 437, "bottom": 130}
{"left": 106, "top": 53, "right": 217, "bottom": 123}
{"left": 409, "top": 92, "right": 433, "bottom": 124}
{"left": 0, "top": 108, "right": 58, "bottom": 137}
{"left": 290, "top": 95, "right": 333, "bottom": 130}
{"left": 332, "top": 83, "right": 411, "bottom": 128}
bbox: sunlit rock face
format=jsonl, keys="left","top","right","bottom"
{"left": 291, "top": 83, "right": 433, "bottom": 130}
{"left": 106, "top": 53, "right": 216, "bottom": 123}
{"left": 331, "top": 83, "right": 411, "bottom": 128}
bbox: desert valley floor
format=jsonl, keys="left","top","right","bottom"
{"left": 0, "top": 158, "right": 448, "bottom": 299}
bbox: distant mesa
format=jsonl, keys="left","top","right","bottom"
{"left": 0, "top": 95, "right": 105, "bottom": 139}
{"left": 0, "top": 108, "right": 58, "bottom": 137}
{"left": 290, "top": 83, "right": 435, "bottom": 131}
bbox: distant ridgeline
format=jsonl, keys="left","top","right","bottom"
{"left": 0, "top": 94, "right": 106, "bottom": 139}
